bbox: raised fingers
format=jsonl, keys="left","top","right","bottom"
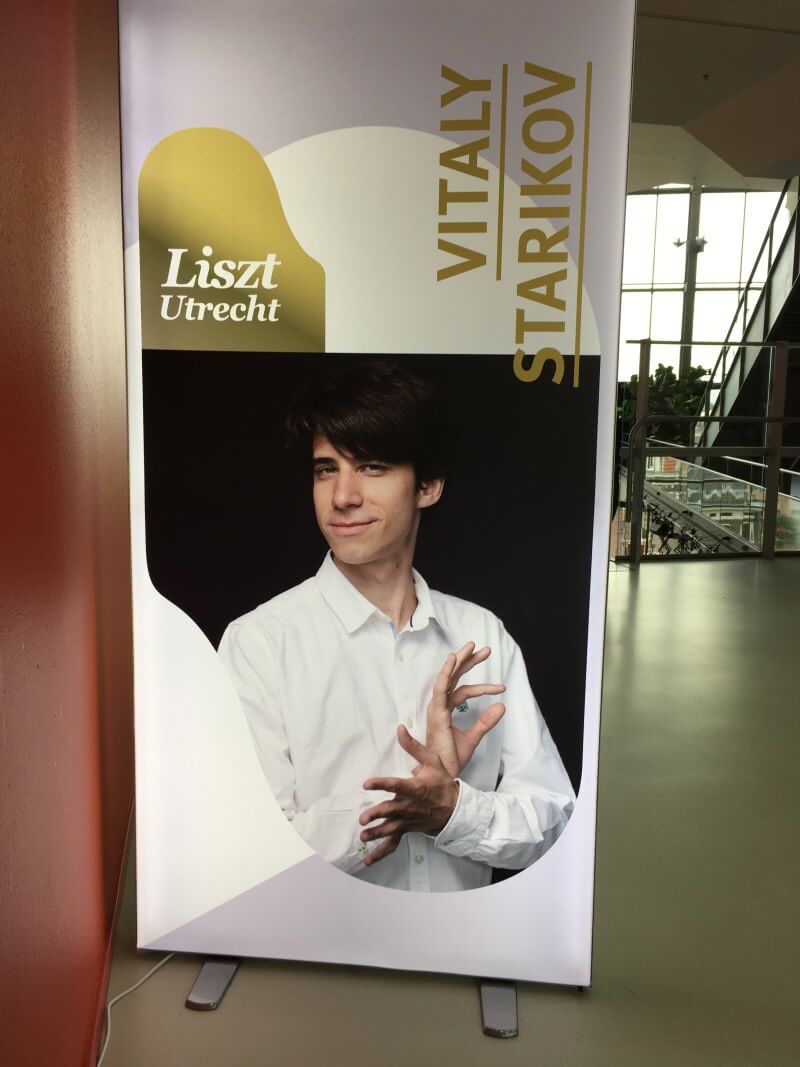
{"left": 360, "top": 796, "right": 410, "bottom": 825}
{"left": 431, "top": 653, "right": 458, "bottom": 707}
{"left": 434, "top": 643, "right": 477, "bottom": 696}
{"left": 362, "top": 776, "right": 418, "bottom": 799}
{"left": 360, "top": 817, "right": 404, "bottom": 842}
{"left": 451, "top": 644, "right": 492, "bottom": 684}
{"left": 448, "top": 682, "right": 505, "bottom": 708}
{"left": 431, "top": 643, "right": 486, "bottom": 707}
{"left": 363, "top": 834, "right": 400, "bottom": 867}
{"left": 396, "top": 723, "right": 438, "bottom": 767}
{"left": 462, "top": 701, "right": 506, "bottom": 747}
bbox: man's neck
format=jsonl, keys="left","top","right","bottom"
{"left": 332, "top": 552, "right": 417, "bottom": 631}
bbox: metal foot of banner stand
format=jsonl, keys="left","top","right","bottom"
{"left": 185, "top": 957, "right": 240, "bottom": 1010}
{"left": 479, "top": 978, "right": 518, "bottom": 1038}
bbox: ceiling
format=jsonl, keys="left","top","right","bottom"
{"left": 626, "top": 124, "right": 784, "bottom": 192}
{"left": 630, "top": 3, "right": 800, "bottom": 188}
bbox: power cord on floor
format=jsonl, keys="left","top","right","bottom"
{"left": 96, "top": 952, "right": 176, "bottom": 1066}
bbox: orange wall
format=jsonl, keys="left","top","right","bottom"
{"left": 0, "top": 3, "right": 134, "bottom": 1065}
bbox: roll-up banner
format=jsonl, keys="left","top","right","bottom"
{"left": 119, "top": 0, "right": 635, "bottom": 984}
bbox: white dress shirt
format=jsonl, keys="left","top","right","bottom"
{"left": 218, "top": 553, "right": 575, "bottom": 892}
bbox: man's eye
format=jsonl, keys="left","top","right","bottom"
{"left": 314, "top": 466, "right": 336, "bottom": 477}
{"left": 362, "top": 463, "right": 388, "bottom": 474}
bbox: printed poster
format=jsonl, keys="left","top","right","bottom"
{"left": 120, "top": 0, "right": 635, "bottom": 983}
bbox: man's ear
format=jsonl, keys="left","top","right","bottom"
{"left": 417, "top": 477, "right": 444, "bottom": 510}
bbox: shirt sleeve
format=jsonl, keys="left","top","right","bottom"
{"left": 218, "top": 619, "right": 387, "bottom": 874}
{"left": 433, "top": 624, "right": 575, "bottom": 869}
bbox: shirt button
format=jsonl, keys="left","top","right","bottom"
{"left": 415, "top": 854, "right": 425, "bottom": 865}
{"left": 396, "top": 651, "right": 405, "bottom": 662}
{"left": 404, "top": 717, "right": 414, "bottom": 728}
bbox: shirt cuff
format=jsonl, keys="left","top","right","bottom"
{"left": 433, "top": 779, "right": 494, "bottom": 858}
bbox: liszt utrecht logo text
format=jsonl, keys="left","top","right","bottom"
{"left": 436, "top": 63, "right": 591, "bottom": 388}
{"left": 160, "top": 247, "right": 282, "bottom": 323}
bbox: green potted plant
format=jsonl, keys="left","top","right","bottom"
{"left": 619, "top": 363, "right": 709, "bottom": 445}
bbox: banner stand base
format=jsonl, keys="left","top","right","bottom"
{"left": 185, "top": 957, "right": 240, "bottom": 1010}
{"left": 182, "top": 958, "right": 520, "bottom": 1034}
{"left": 479, "top": 978, "right": 518, "bottom": 1038}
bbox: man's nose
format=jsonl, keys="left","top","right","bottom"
{"left": 332, "top": 470, "right": 363, "bottom": 509}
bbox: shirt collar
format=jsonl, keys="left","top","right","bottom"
{"left": 315, "top": 552, "right": 438, "bottom": 635}
{"left": 409, "top": 566, "right": 436, "bottom": 631}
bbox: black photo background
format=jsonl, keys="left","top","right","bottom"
{"left": 142, "top": 352, "right": 601, "bottom": 791}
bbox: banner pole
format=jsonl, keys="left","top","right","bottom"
{"left": 628, "top": 339, "right": 651, "bottom": 567}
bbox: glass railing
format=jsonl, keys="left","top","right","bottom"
{"left": 614, "top": 447, "right": 800, "bottom": 558}
{"left": 776, "top": 490, "right": 800, "bottom": 551}
{"left": 643, "top": 456, "right": 763, "bottom": 551}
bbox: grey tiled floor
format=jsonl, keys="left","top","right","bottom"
{"left": 102, "top": 559, "right": 800, "bottom": 1066}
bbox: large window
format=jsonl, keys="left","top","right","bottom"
{"left": 618, "top": 188, "right": 783, "bottom": 382}
{"left": 618, "top": 190, "right": 689, "bottom": 381}
{"left": 691, "top": 190, "right": 781, "bottom": 366}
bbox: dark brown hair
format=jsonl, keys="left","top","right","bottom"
{"left": 286, "top": 361, "right": 452, "bottom": 484}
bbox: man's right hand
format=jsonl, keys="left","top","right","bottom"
{"left": 424, "top": 642, "right": 506, "bottom": 778}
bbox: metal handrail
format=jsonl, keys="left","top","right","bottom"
{"left": 624, "top": 338, "right": 795, "bottom": 351}
{"left": 641, "top": 438, "right": 798, "bottom": 492}
{"left": 626, "top": 415, "right": 800, "bottom": 500}
{"left": 646, "top": 437, "right": 799, "bottom": 486}
{"left": 701, "top": 178, "right": 793, "bottom": 391}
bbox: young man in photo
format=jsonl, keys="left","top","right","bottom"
{"left": 219, "top": 362, "right": 574, "bottom": 892}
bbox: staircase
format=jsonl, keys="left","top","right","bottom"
{"left": 694, "top": 177, "right": 800, "bottom": 464}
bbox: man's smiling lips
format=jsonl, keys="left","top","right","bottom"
{"left": 329, "top": 519, "right": 377, "bottom": 536}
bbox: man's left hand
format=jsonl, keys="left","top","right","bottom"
{"left": 359, "top": 726, "right": 459, "bottom": 867}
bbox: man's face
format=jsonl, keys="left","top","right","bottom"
{"left": 312, "top": 436, "right": 442, "bottom": 566}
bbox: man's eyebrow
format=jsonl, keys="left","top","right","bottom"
{"left": 312, "top": 455, "right": 338, "bottom": 466}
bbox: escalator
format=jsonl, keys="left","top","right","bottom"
{"left": 616, "top": 442, "right": 800, "bottom": 559}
